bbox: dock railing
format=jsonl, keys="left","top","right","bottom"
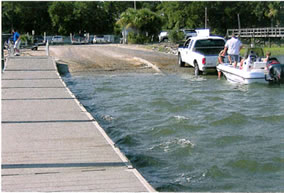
{"left": 227, "top": 27, "right": 284, "bottom": 38}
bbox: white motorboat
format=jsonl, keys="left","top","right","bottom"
{"left": 217, "top": 48, "right": 268, "bottom": 84}
{"left": 217, "top": 60, "right": 268, "bottom": 84}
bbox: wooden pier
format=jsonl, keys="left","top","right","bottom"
{"left": 1, "top": 56, "right": 155, "bottom": 192}
{"left": 227, "top": 27, "right": 284, "bottom": 38}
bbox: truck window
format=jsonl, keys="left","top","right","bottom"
{"left": 195, "top": 39, "right": 225, "bottom": 48}
{"left": 184, "top": 39, "right": 191, "bottom": 48}
{"left": 194, "top": 39, "right": 225, "bottom": 55}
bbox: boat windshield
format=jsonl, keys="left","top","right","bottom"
{"left": 244, "top": 48, "right": 264, "bottom": 58}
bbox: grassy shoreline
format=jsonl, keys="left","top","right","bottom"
{"left": 258, "top": 47, "right": 284, "bottom": 56}
{"left": 240, "top": 45, "right": 284, "bottom": 56}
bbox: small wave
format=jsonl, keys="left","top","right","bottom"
{"left": 191, "top": 76, "right": 207, "bottom": 82}
{"left": 115, "top": 134, "right": 139, "bottom": 146}
{"left": 96, "top": 87, "right": 118, "bottom": 92}
{"left": 101, "top": 114, "right": 114, "bottom": 121}
{"left": 174, "top": 115, "right": 189, "bottom": 121}
{"left": 227, "top": 158, "right": 281, "bottom": 173}
{"left": 150, "top": 124, "right": 177, "bottom": 137}
{"left": 129, "top": 153, "right": 165, "bottom": 168}
{"left": 256, "top": 114, "right": 284, "bottom": 123}
{"left": 207, "top": 96, "right": 223, "bottom": 101}
{"left": 177, "top": 138, "right": 195, "bottom": 147}
{"left": 180, "top": 74, "right": 195, "bottom": 80}
{"left": 180, "top": 74, "right": 206, "bottom": 82}
{"left": 211, "top": 112, "right": 248, "bottom": 127}
{"left": 205, "top": 165, "right": 231, "bottom": 179}
{"left": 216, "top": 135, "right": 245, "bottom": 146}
{"left": 149, "top": 138, "right": 195, "bottom": 152}
{"left": 156, "top": 182, "right": 185, "bottom": 192}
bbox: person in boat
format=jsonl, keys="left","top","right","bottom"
{"left": 217, "top": 49, "right": 225, "bottom": 79}
{"left": 239, "top": 50, "right": 257, "bottom": 70}
{"left": 223, "top": 33, "right": 243, "bottom": 68}
{"left": 262, "top": 51, "right": 271, "bottom": 62}
{"left": 266, "top": 56, "right": 280, "bottom": 70}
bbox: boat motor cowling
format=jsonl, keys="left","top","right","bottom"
{"left": 265, "top": 62, "right": 284, "bottom": 84}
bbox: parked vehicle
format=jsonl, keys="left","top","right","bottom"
{"left": 71, "top": 33, "right": 89, "bottom": 44}
{"left": 158, "top": 31, "right": 169, "bottom": 42}
{"left": 104, "top": 35, "right": 115, "bottom": 43}
{"left": 93, "top": 35, "right": 106, "bottom": 44}
{"left": 178, "top": 29, "right": 226, "bottom": 75}
{"left": 34, "top": 35, "right": 45, "bottom": 46}
{"left": 51, "top": 36, "right": 63, "bottom": 44}
{"left": 181, "top": 29, "right": 197, "bottom": 39}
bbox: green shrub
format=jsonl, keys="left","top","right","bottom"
{"left": 20, "top": 34, "right": 28, "bottom": 42}
{"left": 117, "top": 8, "right": 162, "bottom": 44}
{"left": 128, "top": 32, "right": 150, "bottom": 44}
{"left": 168, "top": 29, "right": 184, "bottom": 43}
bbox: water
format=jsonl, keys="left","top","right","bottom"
{"left": 63, "top": 72, "right": 284, "bottom": 192}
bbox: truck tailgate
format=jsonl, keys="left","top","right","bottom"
{"left": 205, "top": 56, "right": 218, "bottom": 67}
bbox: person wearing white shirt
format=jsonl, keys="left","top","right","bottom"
{"left": 223, "top": 33, "right": 243, "bottom": 67}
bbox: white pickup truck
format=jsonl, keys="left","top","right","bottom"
{"left": 178, "top": 31, "right": 226, "bottom": 75}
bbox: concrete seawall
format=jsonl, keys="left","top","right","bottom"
{"left": 1, "top": 56, "right": 155, "bottom": 192}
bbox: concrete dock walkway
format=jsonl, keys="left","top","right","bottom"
{"left": 1, "top": 56, "right": 155, "bottom": 192}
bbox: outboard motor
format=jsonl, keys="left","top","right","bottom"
{"left": 265, "top": 58, "right": 284, "bottom": 84}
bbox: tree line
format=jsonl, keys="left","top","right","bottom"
{"left": 2, "top": 1, "right": 283, "bottom": 38}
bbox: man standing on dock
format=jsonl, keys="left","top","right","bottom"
{"left": 12, "top": 29, "right": 21, "bottom": 56}
{"left": 223, "top": 33, "right": 242, "bottom": 68}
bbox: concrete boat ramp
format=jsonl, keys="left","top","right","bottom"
{"left": 1, "top": 56, "right": 155, "bottom": 192}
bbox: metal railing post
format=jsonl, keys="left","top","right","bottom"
{"left": 46, "top": 40, "right": 49, "bottom": 56}
{"left": 10, "top": 41, "right": 14, "bottom": 56}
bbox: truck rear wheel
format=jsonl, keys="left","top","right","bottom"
{"left": 178, "top": 53, "right": 185, "bottom": 67}
{"left": 194, "top": 61, "right": 202, "bottom": 76}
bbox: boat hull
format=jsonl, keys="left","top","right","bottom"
{"left": 217, "top": 64, "right": 267, "bottom": 84}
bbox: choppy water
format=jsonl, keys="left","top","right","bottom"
{"left": 63, "top": 72, "right": 283, "bottom": 192}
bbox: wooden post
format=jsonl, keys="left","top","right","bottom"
{"left": 205, "top": 7, "right": 208, "bottom": 29}
{"left": 237, "top": 14, "right": 241, "bottom": 36}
